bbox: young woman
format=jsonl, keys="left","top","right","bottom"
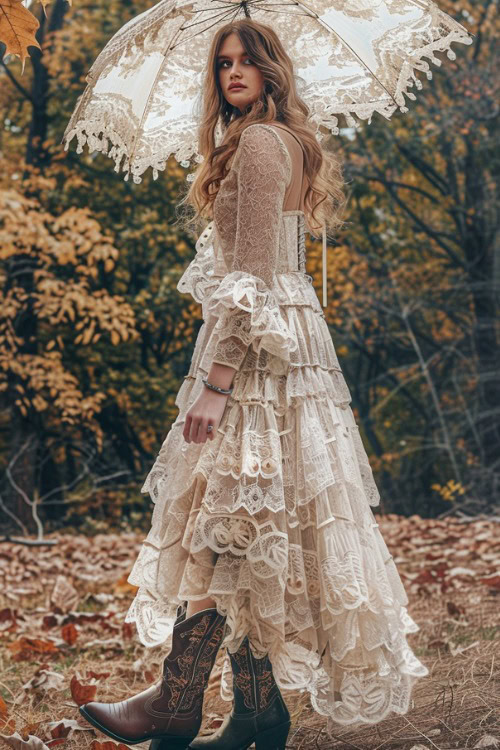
{"left": 79, "top": 18, "right": 428, "bottom": 750}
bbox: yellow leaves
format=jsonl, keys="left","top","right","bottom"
{"left": 32, "top": 394, "right": 48, "bottom": 412}
{"left": 54, "top": 243, "right": 78, "bottom": 266}
{"left": 0, "top": 0, "right": 41, "bottom": 75}
{"left": 431, "top": 480, "right": 467, "bottom": 501}
{"left": 431, "top": 309, "right": 465, "bottom": 344}
{"left": 359, "top": 195, "right": 377, "bottom": 209}
{"left": 88, "top": 242, "right": 119, "bottom": 268}
{"left": 394, "top": 126, "right": 409, "bottom": 140}
{"left": 110, "top": 329, "right": 121, "bottom": 346}
{"left": 76, "top": 323, "right": 96, "bottom": 346}
{"left": 72, "top": 311, "right": 135, "bottom": 346}
{"left": 15, "top": 398, "right": 28, "bottom": 417}
{"left": 0, "top": 185, "right": 138, "bottom": 432}
{"left": 379, "top": 452, "right": 400, "bottom": 464}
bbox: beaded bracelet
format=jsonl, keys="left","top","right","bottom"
{"left": 202, "top": 377, "right": 233, "bottom": 395}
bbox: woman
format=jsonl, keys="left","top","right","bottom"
{"left": 79, "top": 18, "right": 428, "bottom": 750}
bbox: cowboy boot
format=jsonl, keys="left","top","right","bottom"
{"left": 188, "top": 636, "right": 291, "bottom": 750}
{"left": 79, "top": 607, "right": 226, "bottom": 750}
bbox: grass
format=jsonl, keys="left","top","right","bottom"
{"left": 0, "top": 516, "right": 498, "bottom": 750}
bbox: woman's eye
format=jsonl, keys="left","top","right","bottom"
{"left": 219, "top": 59, "right": 253, "bottom": 68}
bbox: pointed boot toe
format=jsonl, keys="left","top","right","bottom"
{"left": 78, "top": 608, "right": 226, "bottom": 749}
{"left": 80, "top": 699, "right": 130, "bottom": 743}
{"left": 79, "top": 682, "right": 166, "bottom": 744}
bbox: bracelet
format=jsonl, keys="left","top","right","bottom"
{"left": 202, "top": 377, "right": 233, "bottom": 395}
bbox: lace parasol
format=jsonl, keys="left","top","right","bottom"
{"left": 61, "top": 0, "right": 473, "bottom": 305}
{"left": 61, "top": 0, "right": 472, "bottom": 183}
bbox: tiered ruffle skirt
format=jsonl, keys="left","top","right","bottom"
{"left": 124, "top": 225, "right": 428, "bottom": 731}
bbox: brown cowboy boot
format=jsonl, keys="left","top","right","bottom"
{"left": 79, "top": 607, "right": 226, "bottom": 749}
{"left": 188, "top": 636, "right": 290, "bottom": 750}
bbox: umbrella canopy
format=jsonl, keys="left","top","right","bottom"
{"left": 61, "top": 0, "right": 473, "bottom": 183}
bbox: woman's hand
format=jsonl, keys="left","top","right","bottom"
{"left": 183, "top": 386, "right": 230, "bottom": 444}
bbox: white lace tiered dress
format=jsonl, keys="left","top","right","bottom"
{"left": 124, "top": 123, "right": 428, "bottom": 731}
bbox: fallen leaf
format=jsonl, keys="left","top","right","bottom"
{"left": 475, "top": 737, "right": 499, "bottom": 748}
{"left": 50, "top": 576, "right": 79, "bottom": 613}
{"left": 21, "top": 670, "right": 65, "bottom": 692}
{"left": 61, "top": 622, "right": 78, "bottom": 646}
{"left": 8, "top": 637, "right": 59, "bottom": 662}
{"left": 70, "top": 675, "right": 97, "bottom": 706}
{"left": 0, "top": 731, "right": 50, "bottom": 750}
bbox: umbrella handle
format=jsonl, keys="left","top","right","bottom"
{"left": 322, "top": 224, "right": 327, "bottom": 309}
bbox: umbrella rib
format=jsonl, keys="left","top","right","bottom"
{"left": 192, "top": 0, "right": 401, "bottom": 108}
{"left": 250, "top": 6, "right": 311, "bottom": 13}
{"left": 187, "top": 1, "right": 256, "bottom": 10}
{"left": 273, "top": 0, "right": 401, "bottom": 108}
{"left": 171, "top": 7, "right": 239, "bottom": 45}
{"left": 129, "top": 0, "right": 404, "bottom": 166}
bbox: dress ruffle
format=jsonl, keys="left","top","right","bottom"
{"left": 177, "top": 220, "right": 220, "bottom": 311}
{"left": 125, "top": 223, "right": 428, "bottom": 731}
{"left": 125, "top": 385, "right": 428, "bottom": 725}
{"left": 206, "top": 269, "right": 299, "bottom": 364}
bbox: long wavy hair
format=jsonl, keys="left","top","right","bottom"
{"left": 176, "top": 19, "right": 346, "bottom": 239}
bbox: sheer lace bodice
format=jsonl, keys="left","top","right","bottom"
{"left": 212, "top": 123, "right": 308, "bottom": 280}
{"left": 183, "top": 123, "right": 320, "bottom": 373}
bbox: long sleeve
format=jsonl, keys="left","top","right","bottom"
{"left": 205, "top": 124, "right": 298, "bottom": 372}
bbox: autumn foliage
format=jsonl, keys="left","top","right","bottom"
{"left": 0, "top": 0, "right": 498, "bottom": 537}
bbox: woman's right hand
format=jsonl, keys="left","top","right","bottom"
{"left": 183, "top": 386, "right": 230, "bottom": 444}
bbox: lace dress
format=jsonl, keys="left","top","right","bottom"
{"left": 124, "top": 123, "right": 428, "bottom": 731}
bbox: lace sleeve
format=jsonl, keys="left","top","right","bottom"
{"left": 206, "top": 124, "right": 298, "bottom": 372}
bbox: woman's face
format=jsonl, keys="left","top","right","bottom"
{"left": 217, "top": 33, "right": 264, "bottom": 114}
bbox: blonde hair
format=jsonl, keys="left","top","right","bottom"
{"left": 176, "top": 18, "right": 346, "bottom": 239}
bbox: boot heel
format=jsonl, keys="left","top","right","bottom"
{"left": 255, "top": 720, "right": 291, "bottom": 750}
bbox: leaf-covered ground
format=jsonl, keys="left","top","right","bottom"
{"left": 0, "top": 514, "right": 498, "bottom": 750}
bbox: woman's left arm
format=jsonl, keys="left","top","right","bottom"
{"left": 183, "top": 124, "right": 293, "bottom": 444}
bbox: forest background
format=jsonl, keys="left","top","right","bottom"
{"left": 0, "top": 1, "right": 498, "bottom": 749}
{"left": 0, "top": 0, "right": 498, "bottom": 536}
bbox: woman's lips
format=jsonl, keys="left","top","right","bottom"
{"left": 229, "top": 85, "right": 246, "bottom": 91}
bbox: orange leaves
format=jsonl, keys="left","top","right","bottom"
{"left": 8, "top": 636, "right": 59, "bottom": 661}
{"left": 61, "top": 622, "right": 78, "bottom": 645}
{"left": 69, "top": 675, "right": 97, "bottom": 706}
{"left": 0, "top": 0, "right": 41, "bottom": 74}
{"left": 0, "top": 694, "right": 14, "bottom": 734}
{"left": 479, "top": 575, "right": 500, "bottom": 592}
{"left": 0, "top": 184, "right": 137, "bottom": 430}
{"left": 3, "top": 351, "right": 106, "bottom": 423}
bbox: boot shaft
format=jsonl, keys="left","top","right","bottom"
{"left": 229, "top": 637, "right": 280, "bottom": 716}
{"left": 161, "top": 607, "right": 227, "bottom": 720}
{"left": 188, "top": 635, "right": 291, "bottom": 749}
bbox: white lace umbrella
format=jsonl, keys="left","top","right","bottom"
{"left": 61, "top": 0, "right": 472, "bottom": 304}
